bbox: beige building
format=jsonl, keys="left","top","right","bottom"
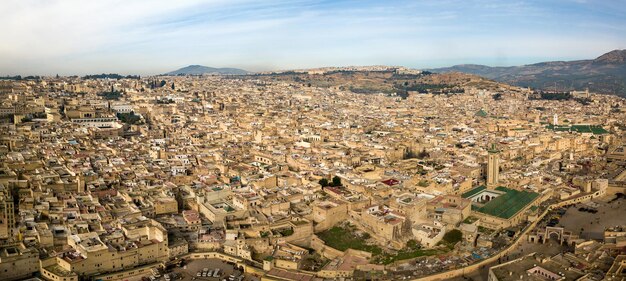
{"left": 311, "top": 200, "right": 348, "bottom": 231}
{"left": 0, "top": 243, "right": 39, "bottom": 281}
{"left": 45, "top": 218, "right": 169, "bottom": 279}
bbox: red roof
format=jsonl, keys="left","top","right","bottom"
{"left": 381, "top": 179, "right": 400, "bottom": 186}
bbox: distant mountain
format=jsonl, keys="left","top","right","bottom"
{"left": 430, "top": 50, "right": 626, "bottom": 97}
{"left": 165, "top": 65, "right": 249, "bottom": 75}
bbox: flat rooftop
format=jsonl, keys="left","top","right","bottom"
{"left": 491, "top": 254, "right": 584, "bottom": 281}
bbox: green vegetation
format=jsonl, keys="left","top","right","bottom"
{"left": 478, "top": 226, "right": 495, "bottom": 235}
{"left": 318, "top": 178, "right": 329, "bottom": 187}
{"left": 463, "top": 216, "right": 478, "bottom": 224}
{"left": 0, "top": 75, "right": 42, "bottom": 80}
{"left": 98, "top": 90, "right": 122, "bottom": 100}
{"left": 156, "top": 98, "right": 175, "bottom": 104}
{"left": 531, "top": 91, "right": 572, "bottom": 100}
{"left": 404, "top": 148, "right": 430, "bottom": 160}
{"left": 332, "top": 176, "right": 342, "bottom": 187}
{"left": 417, "top": 149, "right": 430, "bottom": 159}
{"left": 116, "top": 112, "right": 141, "bottom": 125}
{"left": 546, "top": 124, "right": 608, "bottom": 135}
{"left": 375, "top": 245, "right": 438, "bottom": 265}
{"left": 317, "top": 225, "right": 382, "bottom": 255}
{"left": 318, "top": 176, "right": 342, "bottom": 187}
{"left": 442, "top": 229, "right": 463, "bottom": 245}
{"left": 394, "top": 82, "right": 461, "bottom": 94}
{"left": 318, "top": 225, "right": 445, "bottom": 265}
{"left": 416, "top": 166, "right": 428, "bottom": 176}
{"left": 83, "top": 73, "right": 140, "bottom": 80}
{"left": 418, "top": 180, "right": 429, "bottom": 187}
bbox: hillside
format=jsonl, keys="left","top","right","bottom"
{"left": 430, "top": 50, "right": 626, "bottom": 97}
{"left": 246, "top": 69, "right": 507, "bottom": 96}
{"left": 166, "top": 65, "right": 249, "bottom": 75}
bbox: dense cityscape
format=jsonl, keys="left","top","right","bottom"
{"left": 0, "top": 66, "right": 624, "bottom": 281}
{"left": 2, "top": 1, "right": 626, "bottom": 281}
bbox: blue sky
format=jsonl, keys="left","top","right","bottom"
{"left": 1, "top": 0, "right": 625, "bottom": 75}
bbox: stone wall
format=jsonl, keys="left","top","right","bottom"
{"left": 310, "top": 235, "right": 345, "bottom": 260}
{"left": 411, "top": 193, "right": 610, "bottom": 281}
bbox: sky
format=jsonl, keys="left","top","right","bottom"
{"left": 1, "top": 0, "right": 626, "bottom": 75}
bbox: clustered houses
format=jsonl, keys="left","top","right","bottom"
{"left": 0, "top": 73, "right": 623, "bottom": 281}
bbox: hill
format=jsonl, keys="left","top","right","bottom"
{"left": 165, "top": 65, "right": 249, "bottom": 75}
{"left": 246, "top": 69, "right": 507, "bottom": 96}
{"left": 430, "top": 50, "right": 626, "bottom": 97}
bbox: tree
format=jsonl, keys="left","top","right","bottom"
{"left": 318, "top": 178, "right": 329, "bottom": 187}
{"left": 406, "top": 239, "right": 419, "bottom": 249}
{"left": 176, "top": 188, "right": 186, "bottom": 211}
{"left": 332, "top": 176, "right": 342, "bottom": 187}
{"left": 442, "top": 229, "right": 463, "bottom": 245}
{"left": 171, "top": 82, "right": 175, "bottom": 90}
{"left": 159, "top": 80, "right": 167, "bottom": 87}
{"left": 417, "top": 148, "right": 430, "bottom": 159}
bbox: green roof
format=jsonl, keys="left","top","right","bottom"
{"left": 462, "top": 185, "right": 486, "bottom": 198}
{"left": 474, "top": 187, "right": 539, "bottom": 219}
{"left": 546, "top": 124, "right": 608, "bottom": 135}
{"left": 475, "top": 109, "right": 487, "bottom": 117}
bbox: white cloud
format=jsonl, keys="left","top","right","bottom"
{"left": 0, "top": 0, "right": 624, "bottom": 75}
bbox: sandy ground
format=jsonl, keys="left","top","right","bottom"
{"left": 558, "top": 196, "right": 626, "bottom": 239}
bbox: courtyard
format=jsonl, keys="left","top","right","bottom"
{"left": 558, "top": 194, "right": 626, "bottom": 240}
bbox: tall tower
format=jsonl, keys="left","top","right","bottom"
{"left": 553, "top": 114, "right": 558, "bottom": 126}
{"left": 487, "top": 144, "right": 500, "bottom": 188}
{"left": 254, "top": 130, "right": 263, "bottom": 143}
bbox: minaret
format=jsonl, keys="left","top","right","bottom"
{"left": 487, "top": 144, "right": 500, "bottom": 188}
{"left": 553, "top": 114, "right": 558, "bottom": 126}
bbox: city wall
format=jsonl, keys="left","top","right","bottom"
{"left": 412, "top": 190, "right": 610, "bottom": 281}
